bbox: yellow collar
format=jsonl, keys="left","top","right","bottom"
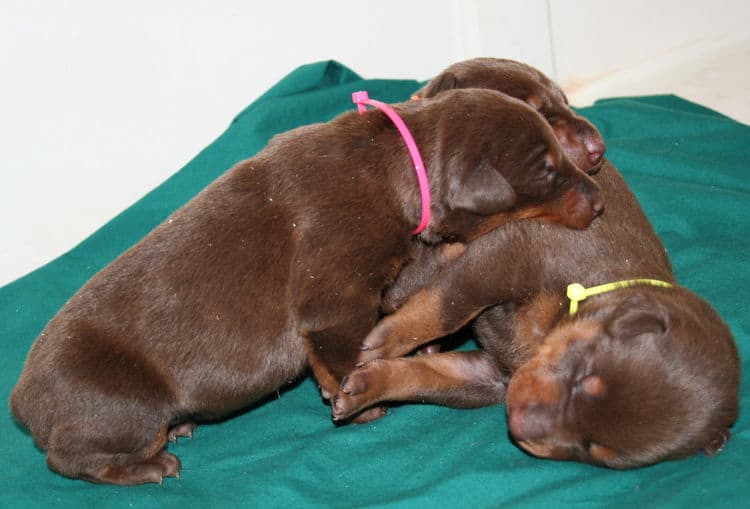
{"left": 566, "top": 279, "right": 673, "bottom": 315}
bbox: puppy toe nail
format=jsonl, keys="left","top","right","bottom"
{"left": 355, "top": 361, "right": 364, "bottom": 368}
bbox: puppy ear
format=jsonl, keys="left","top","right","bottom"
{"left": 703, "top": 428, "right": 731, "bottom": 456}
{"left": 606, "top": 293, "right": 669, "bottom": 340}
{"left": 447, "top": 158, "right": 517, "bottom": 215}
{"left": 419, "top": 72, "right": 460, "bottom": 98}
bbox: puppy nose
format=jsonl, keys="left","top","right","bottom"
{"left": 507, "top": 403, "right": 554, "bottom": 441}
{"left": 586, "top": 138, "right": 606, "bottom": 165}
{"left": 588, "top": 149, "right": 603, "bottom": 165}
{"left": 579, "top": 181, "right": 605, "bottom": 219}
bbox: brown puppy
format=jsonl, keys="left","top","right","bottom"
{"left": 402, "top": 57, "right": 609, "bottom": 362}
{"left": 414, "top": 58, "right": 606, "bottom": 175}
{"left": 10, "top": 89, "right": 603, "bottom": 485}
{"left": 332, "top": 158, "right": 739, "bottom": 469}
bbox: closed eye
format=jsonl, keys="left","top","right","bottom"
{"left": 553, "top": 172, "right": 568, "bottom": 188}
{"left": 534, "top": 171, "right": 555, "bottom": 184}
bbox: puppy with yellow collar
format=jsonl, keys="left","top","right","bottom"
{"left": 332, "top": 156, "right": 739, "bottom": 469}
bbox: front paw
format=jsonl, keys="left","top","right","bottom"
{"left": 358, "top": 323, "right": 397, "bottom": 365}
{"left": 350, "top": 406, "right": 388, "bottom": 424}
{"left": 167, "top": 421, "right": 197, "bottom": 443}
{"left": 331, "top": 362, "right": 387, "bottom": 421}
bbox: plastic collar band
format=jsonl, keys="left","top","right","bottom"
{"left": 352, "top": 91, "right": 431, "bottom": 235}
{"left": 566, "top": 279, "right": 673, "bottom": 315}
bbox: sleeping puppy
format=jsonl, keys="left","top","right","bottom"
{"left": 331, "top": 158, "right": 740, "bottom": 468}
{"left": 10, "top": 88, "right": 603, "bottom": 485}
{"left": 414, "top": 57, "right": 607, "bottom": 175}
{"left": 389, "top": 57, "right": 609, "bottom": 358}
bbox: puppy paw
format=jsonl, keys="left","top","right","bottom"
{"left": 351, "top": 406, "right": 388, "bottom": 424}
{"left": 93, "top": 450, "right": 182, "bottom": 485}
{"left": 704, "top": 428, "right": 732, "bottom": 456}
{"left": 358, "top": 326, "right": 396, "bottom": 365}
{"left": 168, "top": 421, "right": 197, "bottom": 443}
{"left": 331, "top": 363, "right": 387, "bottom": 421}
{"left": 154, "top": 450, "right": 182, "bottom": 481}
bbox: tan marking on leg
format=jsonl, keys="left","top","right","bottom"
{"left": 360, "top": 288, "right": 447, "bottom": 362}
{"left": 304, "top": 338, "right": 340, "bottom": 401}
{"left": 334, "top": 351, "right": 503, "bottom": 419}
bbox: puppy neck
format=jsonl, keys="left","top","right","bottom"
{"left": 352, "top": 91, "right": 432, "bottom": 235}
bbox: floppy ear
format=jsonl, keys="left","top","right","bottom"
{"left": 418, "top": 72, "right": 460, "bottom": 98}
{"left": 605, "top": 293, "right": 669, "bottom": 340}
{"left": 447, "top": 158, "right": 517, "bottom": 215}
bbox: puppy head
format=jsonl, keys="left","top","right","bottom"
{"left": 505, "top": 287, "right": 739, "bottom": 469}
{"left": 426, "top": 89, "right": 603, "bottom": 242}
{"left": 416, "top": 58, "right": 606, "bottom": 174}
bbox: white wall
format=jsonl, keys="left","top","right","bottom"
{"left": 548, "top": 0, "right": 750, "bottom": 111}
{"left": 2, "top": 0, "right": 748, "bottom": 286}
{"left": 549, "top": 0, "right": 749, "bottom": 89}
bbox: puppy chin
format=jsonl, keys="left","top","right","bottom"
{"left": 515, "top": 439, "right": 556, "bottom": 458}
{"left": 514, "top": 438, "right": 576, "bottom": 462}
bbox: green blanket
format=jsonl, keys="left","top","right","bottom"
{"left": 2, "top": 61, "right": 747, "bottom": 508}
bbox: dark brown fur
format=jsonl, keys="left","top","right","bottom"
{"left": 10, "top": 88, "right": 603, "bottom": 484}
{"left": 389, "top": 57, "right": 609, "bottom": 360}
{"left": 332, "top": 158, "right": 740, "bottom": 468}
{"left": 332, "top": 162, "right": 739, "bottom": 468}
{"left": 414, "top": 58, "right": 606, "bottom": 175}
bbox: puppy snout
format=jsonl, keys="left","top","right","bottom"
{"left": 560, "top": 180, "right": 604, "bottom": 229}
{"left": 507, "top": 403, "right": 555, "bottom": 442}
{"left": 585, "top": 183, "right": 605, "bottom": 218}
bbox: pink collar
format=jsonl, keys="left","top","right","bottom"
{"left": 352, "top": 91, "right": 431, "bottom": 235}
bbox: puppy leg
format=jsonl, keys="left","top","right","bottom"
{"left": 359, "top": 228, "right": 540, "bottom": 364}
{"left": 382, "top": 242, "right": 466, "bottom": 314}
{"left": 305, "top": 325, "right": 388, "bottom": 423}
{"left": 384, "top": 242, "right": 467, "bottom": 357}
{"left": 358, "top": 286, "right": 490, "bottom": 364}
{"left": 306, "top": 347, "right": 340, "bottom": 402}
{"left": 44, "top": 415, "right": 180, "bottom": 485}
{"left": 78, "top": 451, "right": 181, "bottom": 486}
{"left": 332, "top": 350, "right": 506, "bottom": 421}
{"left": 17, "top": 323, "right": 185, "bottom": 485}
{"left": 168, "top": 421, "right": 197, "bottom": 443}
